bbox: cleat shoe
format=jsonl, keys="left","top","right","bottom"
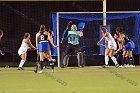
{"left": 119, "top": 65, "right": 124, "bottom": 68}
{"left": 17, "top": 67, "right": 24, "bottom": 70}
{"left": 43, "top": 66, "right": 47, "bottom": 69}
{"left": 51, "top": 59, "right": 56, "bottom": 62}
{"left": 17, "top": 67, "right": 21, "bottom": 70}
{"left": 130, "top": 65, "right": 135, "bottom": 68}
{"left": 34, "top": 70, "right": 37, "bottom": 73}
{"left": 20, "top": 67, "right": 24, "bottom": 70}
{"left": 52, "top": 69, "right": 54, "bottom": 73}
{"left": 79, "top": 65, "right": 84, "bottom": 68}
{"left": 61, "top": 65, "right": 66, "bottom": 68}
{"left": 125, "top": 64, "right": 130, "bottom": 67}
{"left": 38, "top": 70, "right": 43, "bottom": 74}
{"left": 50, "top": 62, "right": 54, "bottom": 66}
{"left": 102, "top": 65, "right": 109, "bottom": 68}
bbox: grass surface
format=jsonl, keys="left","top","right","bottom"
{"left": 0, "top": 66, "right": 140, "bottom": 93}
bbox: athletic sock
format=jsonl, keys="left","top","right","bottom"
{"left": 105, "top": 56, "right": 109, "bottom": 65}
{"left": 126, "top": 57, "right": 130, "bottom": 65}
{"left": 129, "top": 57, "right": 134, "bottom": 65}
{"left": 19, "top": 60, "right": 25, "bottom": 67}
{"left": 50, "top": 61, "right": 54, "bottom": 70}
{"left": 122, "top": 57, "right": 126, "bottom": 66}
{"left": 40, "top": 61, "right": 44, "bottom": 70}
{"left": 44, "top": 58, "right": 48, "bottom": 68}
{"left": 77, "top": 52, "right": 81, "bottom": 67}
{"left": 111, "top": 56, "right": 118, "bottom": 65}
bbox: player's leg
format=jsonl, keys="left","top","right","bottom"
{"left": 77, "top": 52, "right": 81, "bottom": 67}
{"left": 38, "top": 52, "right": 44, "bottom": 73}
{"left": 63, "top": 54, "right": 69, "bottom": 67}
{"left": 122, "top": 50, "right": 127, "bottom": 67}
{"left": 122, "top": 43, "right": 128, "bottom": 67}
{"left": 43, "top": 53, "right": 49, "bottom": 68}
{"left": 102, "top": 48, "right": 109, "bottom": 68}
{"left": 115, "top": 51, "right": 123, "bottom": 67}
{"left": 128, "top": 51, "right": 135, "bottom": 67}
{"left": 34, "top": 51, "right": 40, "bottom": 73}
{"left": 76, "top": 45, "right": 84, "bottom": 67}
{"left": 77, "top": 52, "right": 84, "bottom": 67}
{"left": 45, "top": 50, "right": 55, "bottom": 72}
{"left": 124, "top": 44, "right": 131, "bottom": 67}
{"left": 127, "top": 43, "right": 135, "bottom": 67}
{"left": 125, "top": 51, "right": 130, "bottom": 67}
{"left": 109, "top": 49, "right": 119, "bottom": 68}
{"left": 62, "top": 45, "right": 71, "bottom": 67}
{"left": 17, "top": 53, "right": 26, "bottom": 70}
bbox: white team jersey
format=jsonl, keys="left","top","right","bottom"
{"left": 105, "top": 33, "right": 117, "bottom": 50}
{"left": 18, "top": 41, "right": 29, "bottom": 56}
{"left": 21, "top": 41, "right": 29, "bottom": 49}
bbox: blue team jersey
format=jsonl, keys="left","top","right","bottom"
{"left": 68, "top": 30, "right": 80, "bottom": 45}
{"left": 39, "top": 32, "right": 48, "bottom": 42}
{"left": 38, "top": 32, "right": 50, "bottom": 52}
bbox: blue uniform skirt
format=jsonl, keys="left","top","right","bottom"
{"left": 123, "top": 42, "right": 133, "bottom": 51}
{"left": 38, "top": 41, "right": 50, "bottom": 52}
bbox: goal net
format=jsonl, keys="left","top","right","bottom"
{"left": 52, "top": 11, "right": 140, "bottom": 67}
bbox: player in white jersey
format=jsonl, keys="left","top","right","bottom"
{"left": 17, "top": 33, "right": 36, "bottom": 70}
{"left": 97, "top": 26, "right": 119, "bottom": 68}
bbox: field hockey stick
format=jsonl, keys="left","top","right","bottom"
{"left": 100, "top": 44, "right": 106, "bottom": 47}
{"left": 116, "top": 54, "right": 120, "bottom": 60}
{"left": 114, "top": 52, "right": 121, "bottom": 60}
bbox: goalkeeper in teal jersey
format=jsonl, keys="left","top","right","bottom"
{"left": 68, "top": 30, "right": 81, "bottom": 45}
{"left": 62, "top": 24, "right": 84, "bottom": 67}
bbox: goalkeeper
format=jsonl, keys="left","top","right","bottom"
{"left": 62, "top": 23, "right": 85, "bottom": 67}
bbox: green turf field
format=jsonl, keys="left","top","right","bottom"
{"left": 0, "top": 66, "right": 140, "bottom": 93}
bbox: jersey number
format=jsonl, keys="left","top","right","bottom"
{"left": 40, "top": 35, "right": 44, "bottom": 40}
{"left": 70, "top": 37, "right": 75, "bottom": 41}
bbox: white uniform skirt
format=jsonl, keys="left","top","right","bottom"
{"left": 18, "top": 47, "right": 28, "bottom": 56}
{"left": 107, "top": 41, "right": 117, "bottom": 50}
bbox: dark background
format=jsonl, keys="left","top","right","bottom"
{"left": 0, "top": 0, "right": 140, "bottom": 66}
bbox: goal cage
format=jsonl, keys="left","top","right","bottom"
{"left": 52, "top": 11, "right": 140, "bottom": 67}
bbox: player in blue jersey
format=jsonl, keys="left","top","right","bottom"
{"left": 114, "top": 27, "right": 135, "bottom": 67}
{"left": 36, "top": 25, "right": 56, "bottom": 73}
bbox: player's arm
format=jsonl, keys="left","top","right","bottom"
{"left": 45, "top": 32, "right": 56, "bottom": 48}
{"left": 61, "top": 30, "right": 68, "bottom": 43}
{"left": 29, "top": 40, "right": 36, "bottom": 49}
{"left": 114, "top": 34, "right": 125, "bottom": 55}
{"left": 114, "top": 34, "right": 118, "bottom": 40}
{"left": 114, "top": 42, "right": 123, "bottom": 55}
{"left": 36, "top": 33, "right": 39, "bottom": 49}
{"left": 61, "top": 21, "right": 72, "bottom": 43}
{"left": 50, "top": 32, "right": 54, "bottom": 44}
{"left": 80, "top": 30, "right": 83, "bottom": 37}
{"left": 121, "top": 34, "right": 125, "bottom": 47}
{"left": 97, "top": 33, "right": 105, "bottom": 46}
